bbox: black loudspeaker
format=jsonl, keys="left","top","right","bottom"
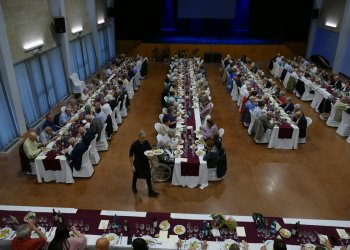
{"left": 54, "top": 17, "right": 66, "bottom": 33}
{"left": 312, "top": 8, "right": 319, "bottom": 19}
{"left": 107, "top": 7, "right": 115, "bottom": 17}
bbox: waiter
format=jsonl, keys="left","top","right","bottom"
{"left": 129, "top": 130, "right": 159, "bottom": 197}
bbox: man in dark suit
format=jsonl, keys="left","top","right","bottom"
{"left": 295, "top": 111, "right": 307, "bottom": 138}
{"left": 85, "top": 114, "right": 103, "bottom": 141}
{"left": 63, "top": 137, "right": 87, "bottom": 171}
{"left": 281, "top": 97, "right": 294, "bottom": 113}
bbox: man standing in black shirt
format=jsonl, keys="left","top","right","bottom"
{"left": 129, "top": 131, "right": 159, "bottom": 197}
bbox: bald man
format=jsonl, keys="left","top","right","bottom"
{"left": 23, "top": 132, "right": 42, "bottom": 161}
{"left": 96, "top": 237, "right": 110, "bottom": 250}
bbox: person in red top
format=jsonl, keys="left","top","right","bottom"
{"left": 12, "top": 220, "right": 47, "bottom": 250}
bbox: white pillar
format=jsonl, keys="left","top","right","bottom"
{"left": 306, "top": 0, "right": 323, "bottom": 58}
{"left": 87, "top": 0, "right": 101, "bottom": 67}
{"left": 48, "top": 0, "right": 73, "bottom": 92}
{"left": 0, "top": 2, "right": 27, "bottom": 134}
{"left": 332, "top": 0, "right": 350, "bottom": 73}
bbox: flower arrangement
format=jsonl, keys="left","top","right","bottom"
{"left": 210, "top": 213, "right": 237, "bottom": 230}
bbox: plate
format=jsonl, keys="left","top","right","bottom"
{"left": 142, "top": 235, "right": 158, "bottom": 245}
{"left": 105, "top": 233, "right": 118, "bottom": 245}
{"left": 153, "top": 149, "right": 164, "bottom": 156}
{"left": 144, "top": 150, "right": 154, "bottom": 157}
{"left": 174, "top": 149, "right": 183, "bottom": 156}
{"left": 159, "top": 220, "right": 170, "bottom": 231}
{"left": 279, "top": 228, "right": 291, "bottom": 238}
{"left": 222, "top": 240, "right": 239, "bottom": 250}
{"left": 24, "top": 212, "right": 36, "bottom": 222}
{"left": 0, "top": 227, "right": 12, "bottom": 239}
{"left": 173, "top": 225, "right": 186, "bottom": 235}
{"left": 304, "top": 243, "right": 316, "bottom": 250}
{"left": 31, "top": 226, "right": 46, "bottom": 238}
{"left": 195, "top": 140, "right": 201, "bottom": 145}
{"left": 264, "top": 240, "right": 274, "bottom": 250}
{"left": 185, "top": 237, "right": 200, "bottom": 250}
{"left": 196, "top": 150, "right": 205, "bottom": 156}
{"left": 178, "top": 139, "right": 184, "bottom": 145}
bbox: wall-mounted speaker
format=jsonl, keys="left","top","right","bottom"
{"left": 312, "top": 8, "right": 319, "bottom": 19}
{"left": 53, "top": 17, "right": 66, "bottom": 33}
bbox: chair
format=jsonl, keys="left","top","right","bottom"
{"left": 247, "top": 110, "right": 256, "bottom": 135}
{"left": 69, "top": 73, "right": 85, "bottom": 94}
{"left": 111, "top": 107, "right": 119, "bottom": 132}
{"left": 19, "top": 142, "right": 36, "bottom": 174}
{"left": 336, "top": 112, "right": 350, "bottom": 137}
{"left": 115, "top": 102, "right": 122, "bottom": 124}
{"left": 347, "top": 135, "right": 350, "bottom": 144}
{"left": 154, "top": 123, "right": 162, "bottom": 134}
{"left": 96, "top": 124, "right": 109, "bottom": 151}
{"left": 202, "top": 115, "right": 211, "bottom": 128}
{"left": 126, "top": 80, "right": 134, "bottom": 100}
{"left": 208, "top": 168, "right": 222, "bottom": 182}
{"left": 73, "top": 145, "right": 94, "bottom": 177}
{"left": 254, "top": 129, "right": 272, "bottom": 144}
{"left": 218, "top": 128, "right": 225, "bottom": 138}
{"left": 156, "top": 134, "right": 163, "bottom": 146}
{"left": 298, "top": 117, "right": 313, "bottom": 144}
{"left": 89, "top": 134, "right": 100, "bottom": 165}
{"left": 120, "top": 95, "right": 128, "bottom": 118}
{"left": 134, "top": 72, "right": 141, "bottom": 89}
{"left": 159, "top": 114, "right": 164, "bottom": 123}
{"left": 326, "top": 103, "right": 340, "bottom": 128}
{"left": 54, "top": 113, "right": 61, "bottom": 128}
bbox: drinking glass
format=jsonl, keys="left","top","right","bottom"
{"left": 79, "top": 220, "right": 84, "bottom": 227}
{"left": 229, "top": 229, "right": 234, "bottom": 239}
{"left": 73, "top": 220, "right": 78, "bottom": 227}
{"left": 38, "top": 216, "right": 43, "bottom": 226}
{"left": 311, "top": 234, "right": 316, "bottom": 243}
{"left": 135, "top": 223, "right": 139, "bottom": 234}
{"left": 140, "top": 224, "right": 145, "bottom": 235}
{"left": 68, "top": 220, "right": 73, "bottom": 227}
{"left": 186, "top": 222, "right": 191, "bottom": 230}
{"left": 234, "top": 232, "right": 238, "bottom": 240}
{"left": 150, "top": 227, "right": 155, "bottom": 235}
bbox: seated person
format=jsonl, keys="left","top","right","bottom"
{"left": 48, "top": 224, "right": 86, "bottom": 250}
{"left": 334, "top": 96, "right": 349, "bottom": 122}
{"left": 230, "top": 241, "right": 248, "bottom": 250}
{"left": 258, "top": 111, "right": 275, "bottom": 132}
{"left": 96, "top": 237, "right": 110, "bottom": 250}
{"left": 85, "top": 114, "right": 103, "bottom": 141}
{"left": 62, "top": 137, "right": 87, "bottom": 171}
{"left": 200, "top": 100, "right": 213, "bottom": 119}
{"left": 23, "top": 131, "right": 42, "bottom": 162}
{"left": 261, "top": 239, "right": 286, "bottom": 250}
{"left": 252, "top": 101, "right": 265, "bottom": 118}
{"left": 201, "top": 119, "right": 219, "bottom": 140}
{"left": 294, "top": 111, "right": 307, "bottom": 138}
{"left": 245, "top": 96, "right": 257, "bottom": 112}
{"left": 81, "top": 88, "right": 90, "bottom": 101}
{"left": 132, "top": 238, "right": 149, "bottom": 250}
{"left": 42, "top": 113, "right": 60, "bottom": 132}
{"left": 59, "top": 106, "right": 73, "bottom": 127}
{"left": 211, "top": 133, "right": 222, "bottom": 151}
{"left": 281, "top": 97, "right": 294, "bottom": 113}
{"left": 12, "top": 220, "right": 46, "bottom": 250}
{"left": 163, "top": 107, "right": 177, "bottom": 129}
{"left": 39, "top": 126, "right": 57, "bottom": 146}
{"left": 278, "top": 91, "right": 287, "bottom": 106}
{"left": 203, "top": 139, "right": 220, "bottom": 169}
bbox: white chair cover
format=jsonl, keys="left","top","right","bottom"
{"left": 69, "top": 73, "right": 85, "bottom": 94}
{"left": 218, "top": 128, "right": 225, "bottom": 138}
{"left": 159, "top": 114, "right": 164, "bottom": 123}
{"left": 89, "top": 134, "right": 100, "bottom": 165}
{"left": 336, "top": 112, "right": 350, "bottom": 137}
{"left": 298, "top": 117, "right": 312, "bottom": 144}
{"left": 134, "top": 72, "right": 141, "bottom": 89}
{"left": 73, "top": 145, "right": 94, "bottom": 177}
{"left": 301, "top": 82, "right": 315, "bottom": 101}
{"left": 126, "top": 80, "right": 134, "bottom": 100}
{"left": 347, "top": 135, "right": 350, "bottom": 144}
{"left": 208, "top": 168, "right": 222, "bottom": 182}
{"left": 120, "top": 95, "right": 128, "bottom": 118}
{"left": 115, "top": 102, "right": 122, "bottom": 124}
{"left": 96, "top": 124, "right": 109, "bottom": 151}
{"left": 254, "top": 129, "right": 272, "bottom": 144}
{"left": 248, "top": 110, "right": 256, "bottom": 135}
{"left": 111, "top": 107, "right": 118, "bottom": 132}
{"left": 326, "top": 103, "right": 341, "bottom": 128}
{"left": 154, "top": 123, "right": 162, "bottom": 134}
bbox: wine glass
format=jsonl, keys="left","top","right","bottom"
{"left": 68, "top": 220, "right": 73, "bottom": 227}
{"left": 145, "top": 224, "right": 150, "bottom": 234}
{"left": 150, "top": 227, "right": 155, "bottom": 235}
{"left": 79, "top": 220, "right": 84, "bottom": 228}
{"left": 229, "top": 229, "right": 234, "bottom": 239}
{"left": 194, "top": 226, "right": 199, "bottom": 238}
{"left": 38, "top": 216, "right": 43, "bottom": 226}
{"left": 311, "top": 234, "right": 316, "bottom": 243}
{"left": 73, "top": 219, "right": 78, "bottom": 227}
{"left": 140, "top": 224, "right": 145, "bottom": 235}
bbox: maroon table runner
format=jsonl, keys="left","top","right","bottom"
{"left": 0, "top": 209, "right": 348, "bottom": 247}
{"left": 180, "top": 100, "right": 200, "bottom": 176}
{"left": 278, "top": 122, "right": 294, "bottom": 139}
{"left": 42, "top": 151, "right": 62, "bottom": 171}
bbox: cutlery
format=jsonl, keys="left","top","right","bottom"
{"left": 48, "top": 227, "right": 53, "bottom": 237}
{"left": 118, "top": 233, "right": 123, "bottom": 244}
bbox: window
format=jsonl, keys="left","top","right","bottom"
{"left": 107, "top": 24, "right": 116, "bottom": 59}
{"left": 0, "top": 74, "right": 19, "bottom": 151}
{"left": 70, "top": 33, "right": 97, "bottom": 80}
{"left": 98, "top": 27, "right": 109, "bottom": 66}
{"left": 14, "top": 47, "right": 68, "bottom": 127}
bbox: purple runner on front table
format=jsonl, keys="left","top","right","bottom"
{"left": 278, "top": 122, "right": 294, "bottom": 139}
{"left": 42, "top": 151, "right": 62, "bottom": 171}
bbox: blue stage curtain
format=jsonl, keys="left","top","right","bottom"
{"left": 98, "top": 27, "right": 108, "bottom": 66}
{"left": 70, "top": 38, "right": 86, "bottom": 80}
{"left": 0, "top": 75, "right": 19, "bottom": 151}
{"left": 107, "top": 24, "right": 115, "bottom": 59}
{"left": 81, "top": 33, "right": 97, "bottom": 77}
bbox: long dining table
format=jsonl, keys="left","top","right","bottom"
{"left": 0, "top": 205, "right": 349, "bottom": 250}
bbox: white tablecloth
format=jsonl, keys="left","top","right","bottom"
{"left": 311, "top": 87, "right": 332, "bottom": 111}
{"left": 268, "top": 124, "right": 299, "bottom": 149}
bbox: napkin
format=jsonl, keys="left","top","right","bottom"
{"left": 211, "top": 229, "right": 220, "bottom": 237}
{"left": 98, "top": 220, "right": 109, "bottom": 230}
{"left": 336, "top": 229, "right": 350, "bottom": 239}
{"left": 159, "top": 230, "right": 168, "bottom": 239}
{"left": 169, "top": 235, "right": 179, "bottom": 244}
{"left": 180, "top": 158, "right": 188, "bottom": 162}
{"left": 317, "top": 234, "right": 328, "bottom": 244}
{"left": 236, "top": 226, "right": 246, "bottom": 237}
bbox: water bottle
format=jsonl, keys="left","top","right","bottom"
{"left": 270, "top": 220, "right": 276, "bottom": 235}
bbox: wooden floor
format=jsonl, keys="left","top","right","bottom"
{"left": 1, "top": 62, "right": 350, "bottom": 220}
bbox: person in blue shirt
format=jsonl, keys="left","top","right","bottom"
{"left": 42, "top": 113, "right": 60, "bottom": 132}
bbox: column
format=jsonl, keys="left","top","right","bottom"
{"left": 0, "top": 2, "right": 27, "bottom": 134}
{"left": 332, "top": 0, "right": 350, "bottom": 73}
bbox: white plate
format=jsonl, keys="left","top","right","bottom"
{"left": 142, "top": 235, "right": 158, "bottom": 245}
{"left": 144, "top": 150, "right": 154, "bottom": 157}
{"left": 31, "top": 226, "right": 46, "bottom": 238}
{"left": 0, "top": 227, "right": 12, "bottom": 239}
{"left": 173, "top": 225, "right": 186, "bottom": 235}
{"left": 105, "top": 233, "right": 118, "bottom": 245}
{"left": 174, "top": 149, "right": 183, "bottom": 157}
{"left": 196, "top": 150, "right": 205, "bottom": 156}
{"left": 185, "top": 237, "right": 200, "bottom": 250}
{"left": 153, "top": 149, "right": 164, "bottom": 156}
{"left": 304, "top": 243, "right": 316, "bottom": 250}
{"left": 159, "top": 220, "right": 170, "bottom": 231}
{"left": 279, "top": 228, "right": 291, "bottom": 238}
{"left": 264, "top": 240, "right": 274, "bottom": 250}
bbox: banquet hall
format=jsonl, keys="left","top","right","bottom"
{"left": 0, "top": 0, "right": 350, "bottom": 244}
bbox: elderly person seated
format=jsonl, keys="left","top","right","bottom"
{"left": 230, "top": 241, "right": 248, "bottom": 250}
{"left": 163, "top": 107, "right": 177, "bottom": 129}
{"left": 94, "top": 106, "right": 107, "bottom": 127}
{"left": 62, "top": 137, "right": 88, "bottom": 171}
{"left": 281, "top": 97, "right": 294, "bottom": 113}
{"left": 277, "top": 91, "right": 287, "bottom": 106}
{"left": 23, "top": 131, "right": 42, "bottom": 162}
{"left": 334, "top": 96, "right": 349, "bottom": 122}
{"left": 132, "top": 238, "right": 149, "bottom": 250}
{"left": 294, "top": 111, "right": 307, "bottom": 138}
{"left": 48, "top": 224, "right": 86, "bottom": 250}
{"left": 258, "top": 111, "right": 275, "bottom": 132}
{"left": 245, "top": 96, "right": 257, "bottom": 112}
{"left": 203, "top": 139, "right": 220, "bottom": 169}
{"left": 96, "top": 237, "right": 110, "bottom": 250}
{"left": 42, "top": 113, "right": 60, "bottom": 132}
{"left": 39, "top": 126, "right": 57, "bottom": 146}
{"left": 201, "top": 118, "right": 219, "bottom": 140}
{"left": 252, "top": 101, "right": 265, "bottom": 118}
{"left": 261, "top": 239, "right": 286, "bottom": 250}
{"left": 12, "top": 220, "right": 46, "bottom": 250}
{"left": 81, "top": 88, "right": 90, "bottom": 102}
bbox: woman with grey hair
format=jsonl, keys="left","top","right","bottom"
{"left": 12, "top": 220, "right": 46, "bottom": 250}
